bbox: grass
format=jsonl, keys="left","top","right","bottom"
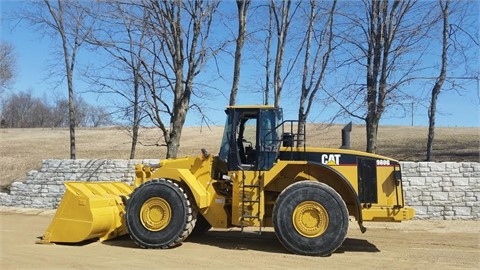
{"left": 0, "top": 125, "right": 478, "bottom": 188}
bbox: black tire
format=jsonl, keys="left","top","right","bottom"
{"left": 125, "top": 179, "right": 196, "bottom": 249}
{"left": 190, "top": 213, "right": 212, "bottom": 237}
{"left": 273, "top": 181, "right": 349, "bottom": 256}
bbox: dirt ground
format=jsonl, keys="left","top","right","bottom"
{"left": 0, "top": 210, "right": 478, "bottom": 270}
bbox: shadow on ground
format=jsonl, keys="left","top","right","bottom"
{"left": 101, "top": 230, "right": 379, "bottom": 255}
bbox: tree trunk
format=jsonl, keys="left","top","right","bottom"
{"left": 365, "top": 116, "right": 379, "bottom": 153}
{"left": 166, "top": 137, "right": 178, "bottom": 159}
{"left": 272, "top": 0, "right": 291, "bottom": 108}
{"left": 167, "top": 99, "right": 188, "bottom": 158}
{"left": 130, "top": 125, "right": 138, "bottom": 159}
{"left": 365, "top": 0, "right": 382, "bottom": 154}
{"left": 264, "top": 3, "right": 273, "bottom": 105}
{"left": 427, "top": 89, "right": 439, "bottom": 161}
{"left": 297, "top": 0, "right": 313, "bottom": 148}
{"left": 46, "top": 0, "right": 77, "bottom": 159}
{"left": 129, "top": 83, "right": 139, "bottom": 159}
{"left": 167, "top": 58, "right": 189, "bottom": 158}
{"left": 427, "top": 0, "right": 449, "bottom": 161}
{"left": 229, "top": 0, "right": 250, "bottom": 106}
{"left": 297, "top": 109, "right": 306, "bottom": 147}
{"left": 67, "top": 71, "right": 76, "bottom": 159}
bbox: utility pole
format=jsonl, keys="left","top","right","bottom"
{"left": 411, "top": 102, "right": 414, "bottom": 126}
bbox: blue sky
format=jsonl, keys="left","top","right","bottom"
{"left": 1, "top": 1, "right": 478, "bottom": 128}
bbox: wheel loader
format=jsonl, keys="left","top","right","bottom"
{"left": 38, "top": 105, "right": 414, "bottom": 256}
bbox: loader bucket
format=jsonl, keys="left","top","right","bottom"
{"left": 38, "top": 182, "right": 134, "bottom": 244}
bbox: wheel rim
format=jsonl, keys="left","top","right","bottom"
{"left": 292, "top": 201, "right": 329, "bottom": 238}
{"left": 140, "top": 197, "right": 171, "bottom": 232}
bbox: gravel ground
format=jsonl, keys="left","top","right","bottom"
{"left": 0, "top": 207, "right": 479, "bottom": 269}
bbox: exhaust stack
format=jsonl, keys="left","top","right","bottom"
{"left": 340, "top": 122, "right": 352, "bottom": 149}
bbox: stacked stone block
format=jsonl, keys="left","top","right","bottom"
{"left": 401, "top": 162, "right": 479, "bottom": 220}
{"left": 0, "top": 159, "right": 157, "bottom": 209}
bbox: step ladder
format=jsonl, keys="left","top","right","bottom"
{"left": 240, "top": 173, "right": 263, "bottom": 234}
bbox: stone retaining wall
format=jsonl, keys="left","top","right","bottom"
{"left": 0, "top": 159, "right": 478, "bottom": 220}
{"left": 0, "top": 159, "right": 157, "bottom": 209}
{"left": 401, "top": 162, "right": 479, "bottom": 220}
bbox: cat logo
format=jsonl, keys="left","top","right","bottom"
{"left": 321, "top": 154, "right": 341, "bottom": 165}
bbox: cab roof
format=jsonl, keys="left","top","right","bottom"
{"left": 226, "top": 105, "right": 277, "bottom": 110}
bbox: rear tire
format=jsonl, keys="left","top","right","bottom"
{"left": 273, "top": 181, "right": 348, "bottom": 256}
{"left": 125, "top": 179, "right": 196, "bottom": 248}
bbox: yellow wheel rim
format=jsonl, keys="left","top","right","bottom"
{"left": 140, "top": 197, "right": 171, "bottom": 231}
{"left": 292, "top": 201, "right": 329, "bottom": 238}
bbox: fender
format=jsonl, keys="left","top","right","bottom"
{"left": 304, "top": 161, "right": 366, "bottom": 233}
{"left": 307, "top": 161, "right": 367, "bottom": 233}
{"left": 148, "top": 167, "right": 209, "bottom": 209}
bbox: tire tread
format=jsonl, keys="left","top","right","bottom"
{"left": 126, "top": 179, "right": 197, "bottom": 249}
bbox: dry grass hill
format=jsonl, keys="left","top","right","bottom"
{"left": 0, "top": 124, "right": 478, "bottom": 189}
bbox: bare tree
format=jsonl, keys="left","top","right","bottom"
{"left": 297, "top": 0, "right": 337, "bottom": 145}
{"left": 84, "top": 1, "right": 148, "bottom": 159}
{"left": 48, "top": 95, "right": 90, "bottom": 127}
{"left": 72, "top": 95, "right": 90, "bottom": 127}
{"left": 1, "top": 91, "right": 35, "bottom": 128}
{"left": 249, "top": 2, "right": 274, "bottom": 105}
{"left": 0, "top": 91, "right": 107, "bottom": 128}
{"left": 362, "top": 0, "right": 417, "bottom": 153}
{"left": 51, "top": 98, "right": 69, "bottom": 127}
{"left": 18, "top": 0, "right": 95, "bottom": 158}
{"left": 330, "top": 0, "right": 437, "bottom": 153}
{"left": 426, "top": 0, "right": 449, "bottom": 161}
{"left": 2, "top": 91, "right": 51, "bottom": 128}
{"left": 87, "top": 105, "right": 112, "bottom": 127}
{"left": 141, "top": 0, "right": 219, "bottom": 158}
{"left": 229, "top": 0, "right": 251, "bottom": 106}
{"left": 271, "top": 0, "right": 300, "bottom": 107}
{"left": 45, "top": 0, "right": 79, "bottom": 158}
{"left": 264, "top": 5, "right": 273, "bottom": 105}
{"left": 0, "top": 42, "right": 15, "bottom": 93}
{"left": 252, "top": 0, "right": 300, "bottom": 106}
{"left": 425, "top": 0, "right": 478, "bottom": 160}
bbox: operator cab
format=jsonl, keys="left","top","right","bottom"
{"left": 218, "top": 106, "right": 283, "bottom": 171}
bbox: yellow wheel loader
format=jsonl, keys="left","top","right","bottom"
{"left": 39, "top": 105, "right": 414, "bottom": 256}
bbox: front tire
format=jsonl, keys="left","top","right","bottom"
{"left": 125, "top": 179, "right": 196, "bottom": 249}
{"left": 273, "top": 181, "right": 348, "bottom": 256}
